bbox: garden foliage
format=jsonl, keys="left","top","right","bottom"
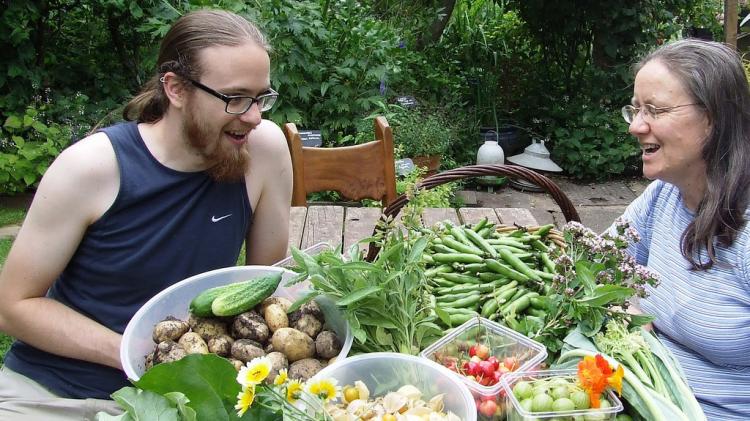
{"left": 0, "top": 0, "right": 726, "bottom": 194}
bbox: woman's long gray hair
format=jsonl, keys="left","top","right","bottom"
{"left": 636, "top": 38, "right": 750, "bottom": 269}
{"left": 122, "top": 9, "right": 270, "bottom": 123}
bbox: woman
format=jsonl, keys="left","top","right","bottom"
{"left": 616, "top": 38, "right": 750, "bottom": 420}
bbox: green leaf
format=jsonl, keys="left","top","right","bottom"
{"left": 102, "top": 387, "right": 180, "bottom": 421}
{"left": 576, "top": 285, "right": 634, "bottom": 307}
{"left": 134, "top": 354, "right": 239, "bottom": 421}
{"left": 287, "top": 290, "right": 319, "bottom": 313}
{"left": 4, "top": 115, "right": 22, "bottom": 129}
{"left": 11, "top": 136, "right": 24, "bottom": 147}
{"left": 336, "top": 285, "right": 382, "bottom": 306}
{"left": 163, "top": 392, "right": 197, "bottom": 421}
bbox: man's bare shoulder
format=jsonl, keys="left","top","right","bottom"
{"left": 53, "top": 131, "right": 118, "bottom": 181}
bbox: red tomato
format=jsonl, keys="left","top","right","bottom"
{"left": 479, "top": 360, "right": 495, "bottom": 378}
{"left": 470, "top": 355, "right": 483, "bottom": 363}
{"left": 503, "top": 357, "right": 517, "bottom": 371}
{"left": 487, "top": 356, "right": 500, "bottom": 370}
{"left": 469, "top": 345, "right": 477, "bottom": 357}
{"left": 492, "top": 370, "right": 504, "bottom": 384}
{"left": 478, "top": 400, "right": 498, "bottom": 417}
{"left": 467, "top": 361, "right": 481, "bottom": 377}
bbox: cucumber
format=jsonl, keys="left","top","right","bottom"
{"left": 211, "top": 272, "right": 283, "bottom": 317}
{"left": 189, "top": 281, "right": 250, "bottom": 317}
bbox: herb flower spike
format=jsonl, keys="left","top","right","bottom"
{"left": 577, "top": 354, "right": 624, "bottom": 408}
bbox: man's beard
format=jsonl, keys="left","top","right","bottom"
{"left": 184, "top": 110, "right": 250, "bottom": 183}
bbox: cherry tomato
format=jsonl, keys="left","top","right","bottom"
{"left": 478, "top": 399, "right": 498, "bottom": 417}
{"left": 487, "top": 356, "right": 500, "bottom": 370}
{"left": 503, "top": 357, "right": 518, "bottom": 371}
{"left": 475, "top": 343, "right": 490, "bottom": 360}
{"left": 343, "top": 386, "right": 359, "bottom": 402}
{"left": 479, "top": 360, "right": 495, "bottom": 378}
{"left": 469, "top": 345, "right": 477, "bottom": 357}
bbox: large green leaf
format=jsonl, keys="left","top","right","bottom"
{"left": 576, "top": 285, "right": 634, "bottom": 307}
{"left": 95, "top": 387, "right": 180, "bottom": 421}
{"left": 134, "top": 354, "right": 239, "bottom": 421}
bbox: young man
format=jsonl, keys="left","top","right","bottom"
{"left": 0, "top": 10, "right": 292, "bottom": 419}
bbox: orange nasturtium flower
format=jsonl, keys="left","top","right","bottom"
{"left": 577, "top": 354, "right": 624, "bottom": 408}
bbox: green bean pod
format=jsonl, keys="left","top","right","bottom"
{"left": 432, "top": 253, "right": 484, "bottom": 264}
{"left": 497, "top": 248, "right": 542, "bottom": 282}
{"left": 484, "top": 258, "right": 530, "bottom": 283}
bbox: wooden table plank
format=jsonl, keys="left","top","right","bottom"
{"left": 421, "top": 208, "right": 459, "bottom": 227}
{"left": 287, "top": 206, "right": 308, "bottom": 256}
{"left": 458, "top": 207, "right": 501, "bottom": 226}
{"left": 301, "top": 205, "right": 345, "bottom": 249}
{"left": 496, "top": 207, "right": 537, "bottom": 226}
{"left": 343, "top": 207, "right": 382, "bottom": 256}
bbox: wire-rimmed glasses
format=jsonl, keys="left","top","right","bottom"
{"left": 621, "top": 103, "right": 700, "bottom": 124}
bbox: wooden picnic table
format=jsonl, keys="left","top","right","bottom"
{"left": 286, "top": 206, "right": 539, "bottom": 256}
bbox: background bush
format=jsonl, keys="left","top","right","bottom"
{"left": 0, "top": 0, "right": 727, "bottom": 194}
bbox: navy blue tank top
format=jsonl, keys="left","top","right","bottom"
{"left": 4, "top": 122, "right": 251, "bottom": 399}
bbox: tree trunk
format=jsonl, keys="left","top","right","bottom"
{"left": 725, "top": 0, "right": 738, "bottom": 48}
{"left": 416, "top": 0, "right": 456, "bottom": 50}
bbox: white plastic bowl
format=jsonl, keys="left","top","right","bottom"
{"left": 311, "top": 352, "right": 477, "bottom": 421}
{"left": 121, "top": 265, "right": 353, "bottom": 381}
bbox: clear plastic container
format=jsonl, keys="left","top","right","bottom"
{"left": 419, "top": 317, "right": 547, "bottom": 420}
{"left": 501, "top": 369, "right": 624, "bottom": 421}
{"left": 120, "top": 265, "right": 353, "bottom": 381}
{"left": 311, "top": 352, "right": 477, "bottom": 421}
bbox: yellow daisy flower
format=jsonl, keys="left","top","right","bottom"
{"left": 237, "top": 356, "right": 272, "bottom": 387}
{"left": 235, "top": 385, "right": 255, "bottom": 417}
{"left": 286, "top": 379, "right": 304, "bottom": 404}
{"left": 274, "top": 368, "right": 288, "bottom": 386}
{"left": 306, "top": 378, "right": 340, "bottom": 403}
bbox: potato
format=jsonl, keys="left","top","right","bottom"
{"left": 293, "top": 314, "right": 322, "bottom": 339}
{"left": 264, "top": 304, "right": 289, "bottom": 333}
{"left": 288, "top": 301, "right": 322, "bottom": 325}
{"left": 153, "top": 340, "right": 187, "bottom": 364}
{"left": 144, "top": 352, "right": 154, "bottom": 370}
{"left": 231, "top": 339, "right": 266, "bottom": 362}
{"left": 288, "top": 358, "right": 323, "bottom": 382}
{"left": 266, "top": 351, "right": 289, "bottom": 383}
{"left": 270, "top": 328, "right": 315, "bottom": 362}
{"left": 315, "top": 330, "right": 342, "bottom": 359}
{"left": 229, "top": 358, "right": 245, "bottom": 371}
{"left": 232, "top": 311, "right": 270, "bottom": 343}
{"left": 188, "top": 314, "right": 229, "bottom": 341}
{"left": 259, "top": 296, "right": 293, "bottom": 313}
{"left": 152, "top": 317, "right": 189, "bottom": 343}
{"left": 207, "top": 334, "right": 234, "bottom": 356}
{"left": 178, "top": 332, "right": 209, "bottom": 354}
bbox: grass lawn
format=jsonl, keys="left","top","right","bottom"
{"left": 0, "top": 207, "right": 26, "bottom": 226}
{"left": 0, "top": 332, "right": 11, "bottom": 365}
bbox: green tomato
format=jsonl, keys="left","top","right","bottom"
{"left": 520, "top": 398, "right": 534, "bottom": 413}
{"left": 513, "top": 381, "right": 534, "bottom": 401}
{"left": 551, "top": 385, "right": 570, "bottom": 400}
{"left": 532, "top": 384, "right": 549, "bottom": 397}
{"left": 599, "top": 399, "right": 611, "bottom": 409}
{"left": 532, "top": 393, "right": 554, "bottom": 413}
{"left": 570, "top": 390, "right": 590, "bottom": 409}
{"left": 552, "top": 398, "right": 576, "bottom": 412}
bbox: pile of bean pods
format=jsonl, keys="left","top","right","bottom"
{"left": 419, "top": 218, "right": 565, "bottom": 329}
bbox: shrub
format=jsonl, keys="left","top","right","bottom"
{"left": 1, "top": 105, "right": 73, "bottom": 194}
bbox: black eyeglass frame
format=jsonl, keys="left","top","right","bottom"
{"left": 186, "top": 78, "right": 278, "bottom": 114}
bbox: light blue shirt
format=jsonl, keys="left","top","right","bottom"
{"left": 614, "top": 180, "right": 750, "bottom": 420}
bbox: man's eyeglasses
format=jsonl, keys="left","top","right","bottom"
{"left": 621, "top": 103, "right": 700, "bottom": 124}
{"left": 186, "top": 78, "right": 278, "bottom": 114}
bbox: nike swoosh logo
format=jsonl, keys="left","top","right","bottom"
{"left": 211, "top": 214, "right": 232, "bottom": 222}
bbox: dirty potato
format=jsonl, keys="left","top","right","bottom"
{"left": 288, "top": 358, "right": 324, "bottom": 382}
{"left": 264, "top": 304, "right": 289, "bottom": 333}
{"left": 270, "top": 328, "right": 315, "bottom": 362}
{"left": 178, "top": 332, "right": 209, "bottom": 354}
{"left": 153, "top": 340, "right": 188, "bottom": 364}
{"left": 231, "top": 339, "right": 266, "bottom": 362}
{"left": 266, "top": 351, "right": 289, "bottom": 383}
{"left": 293, "top": 314, "right": 322, "bottom": 339}
{"left": 315, "top": 330, "right": 342, "bottom": 359}
{"left": 259, "top": 296, "right": 293, "bottom": 313}
{"left": 232, "top": 311, "right": 270, "bottom": 343}
{"left": 229, "top": 358, "right": 244, "bottom": 371}
{"left": 152, "top": 317, "right": 189, "bottom": 343}
{"left": 207, "top": 334, "right": 234, "bottom": 357}
{"left": 288, "top": 301, "right": 322, "bottom": 325}
{"left": 188, "top": 314, "right": 229, "bottom": 341}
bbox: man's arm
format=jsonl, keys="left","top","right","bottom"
{"left": 245, "top": 120, "right": 293, "bottom": 265}
{"left": 0, "top": 133, "right": 124, "bottom": 369}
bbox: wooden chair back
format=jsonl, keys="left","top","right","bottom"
{"left": 283, "top": 116, "right": 398, "bottom": 206}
